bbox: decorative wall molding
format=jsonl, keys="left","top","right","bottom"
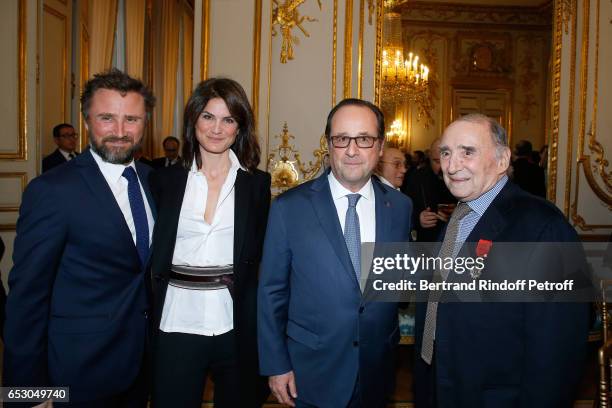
{"left": 570, "top": 0, "right": 612, "bottom": 231}
{"left": 399, "top": 1, "right": 552, "bottom": 27}
{"left": 0, "top": 0, "right": 27, "bottom": 160}
{"left": 516, "top": 36, "right": 542, "bottom": 124}
{"left": 563, "top": 0, "right": 577, "bottom": 216}
{"left": 548, "top": 0, "right": 564, "bottom": 202}
{"left": 252, "top": 0, "right": 263, "bottom": 120}
{"left": 343, "top": 0, "right": 353, "bottom": 97}
{"left": 0, "top": 172, "right": 27, "bottom": 212}
{"left": 200, "top": 0, "right": 210, "bottom": 80}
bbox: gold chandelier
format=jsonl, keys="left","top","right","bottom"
{"left": 385, "top": 119, "right": 407, "bottom": 147}
{"left": 381, "top": 11, "right": 433, "bottom": 126}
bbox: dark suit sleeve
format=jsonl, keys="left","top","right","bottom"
{"left": 257, "top": 197, "right": 293, "bottom": 376}
{"left": 519, "top": 217, "right": 590, "bottom": 407}
{"left": 148, "top": 169, "right": 161, "bottom": 208}
{"left": 3, "top": 177, "right": 68, "bottom": 387}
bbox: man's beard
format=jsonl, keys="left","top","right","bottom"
{"left": 90, "top": 135, "right": 141, "bottom": 164}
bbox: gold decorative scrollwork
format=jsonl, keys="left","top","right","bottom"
{"left": 367, "top": 0, "right": 375, "bottom": 25}
{"left": 267, "top": 123, "right": 328, "bottom": 197}
{"left": 272, "top": 0, "right": 322, "bottom": 63}
{"left": 560, "top": 0, "right": 576, "bottom": 34}
{"left": 517, "top": 36, "right": 542, "bottom": 124}
{"left": 582, "top": 123, "right": 612, "bottom": 203}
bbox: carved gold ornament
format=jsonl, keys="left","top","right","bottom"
{"left": 267, "top": 123, "right": 328, "bottom": 197}
{"left": 272, "top": 0, "right": 322, "bottom": 63}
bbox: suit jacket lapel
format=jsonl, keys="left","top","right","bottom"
{"left": 234, "top": 170, "right": 250, "bottom": 267}
{"left": 373, "top": 179, "right": 392, "bottom": 243}
{"left": 135, "top": 161, "right": 157, "bottom": 220}
{"left": 75, "top": 150, "right": 140, "bottom": 264}
{"left": 309, "top": 173, "right": 360, "bottom": 288}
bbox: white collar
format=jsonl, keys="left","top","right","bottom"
{"left": 328, "top": 171, "right": 374, "bottom": 202}
{"left": 90, "top": 148, "right": 137, "bottom": 184}
{"left": 378, "top": 175, "right": 399, "bottom": 190}
{"left": 189, "top": 149, "right": 246, "bottom": 174}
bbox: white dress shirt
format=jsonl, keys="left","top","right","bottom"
{"left": 59, "top": 148, "right": 76, "bottom": 161}
{"left": 378, "top": 175, "right": 399, "bottom": 190}
{"left": 159, "top": 150, "right": 243, "bottom": 336}
{"left": 328, "top": 172, "right": 376, "bottom": 243}
{"left": 90, "top": 149, "right": 154, "bottom": 246}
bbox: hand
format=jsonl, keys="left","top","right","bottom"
{"left": 269, "top": 371, "right": 297, "bottom": 407}
{"left": 33, "top": 401, "right": 53, "bottom": 408}
{"left": 419, "top": 208, "right": 438, "bottom": 228}
{"left": 436, "top": 210, "right": 449, "bottom": 223}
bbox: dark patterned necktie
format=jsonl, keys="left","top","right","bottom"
{"left": 421, "top": 202, "right": 472, "bottom": 364}
{"left": 344, "top": 194, "right": 362, "bottom": 279}
{"left": 122, "top": 167, "right": 150, "bottom": 267}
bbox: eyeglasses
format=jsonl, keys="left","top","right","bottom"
{"left": 380, "top": 160, "right": 407, "bottom": 169}
{"left": 329, "top": 135, "right": 379, "bottom": 148}
{"left": 59, "top": 133, "right": 78, "bottom": 140}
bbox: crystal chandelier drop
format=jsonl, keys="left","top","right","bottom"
{"left": 381, "top": 11, "right": 433, "bottom": 126}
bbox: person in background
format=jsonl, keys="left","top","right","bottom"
{"left": 42, "top": 123, "right": 79, "bottom": 173}
{"left": 134, "top": 145, "right": 153, "bottom": 166}
{"left": 152, "top": 136, "right": 182, "bottom": 169}
{"left": 511, "top": 139, "right": 546, "bottom": 197}
{"left": 405, "top": 139, "right": 455, "bottom": 242}
{"left": 149, "top": 78, "right": 270, "bottom": 408}
{"left": 375, "top": 146, "right": 407, "bottom": 190}
{"left": 4, "top": 68, "right": 156, "bottom": 407}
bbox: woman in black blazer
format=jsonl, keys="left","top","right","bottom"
{"left": 149, "top": 78, "right": 271, "bottom": 407}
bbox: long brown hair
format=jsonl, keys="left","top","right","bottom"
{"left": 182, "top": 78, "right": 260, "bottom": 172}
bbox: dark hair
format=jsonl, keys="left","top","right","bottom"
{"left": 52, "top": 123, "right": 74, "bottom": 138}
{"left": 182, "top": 77, "right": 260, "bottom": 172}
{"left": 455, "top": 113, "right": 508, "bottom": 159}
{"left": 515, "top": 139, "right": 533, "bottom": 157}
{"left": 162, "top": 136, "right": 180, "bottom": 148}
{"left": 324, "top": 98, "right": 385, "bottom": 140}
{"left": 80, "top": 68, "right": 155, "bottom": 120}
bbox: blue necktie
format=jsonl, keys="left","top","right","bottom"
{"left": 344, "top": 194, "right": 362, "bottom": 279}
{"left": 122, "top": 167, "right": 150, "bottom": 267}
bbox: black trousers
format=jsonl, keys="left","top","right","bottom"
{"left": 152, "top": 329, "right": 240, "bottom": 408}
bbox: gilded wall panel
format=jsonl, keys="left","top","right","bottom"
{"left": 42, "top": 3, "right": 69, "bottom": 157}
{"left": 0, "top": 173, "right": 27, "bottom": 212}
{"left": 208, "top": 0, "right": 255, "bottom": 99}
{"left": 0, "top": 1, "right": 23, "bottom": 159}
{"left": 260, "top": 0, "right": 335, "bottom": 182}
{"left": 0, "top": 0, "right": 39, "bottom": 278}
{"left": 568, "top": 0, "right": 612, "bottom": 232}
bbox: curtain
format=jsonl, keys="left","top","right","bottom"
{"left": 125, "top": 0, "right": 146, "bottom": 79}
{"left": 89, "top": 0, "right": 118, "bottom": 75}
{"left": 159, "top": 0, "right": 180, "bottom": 137}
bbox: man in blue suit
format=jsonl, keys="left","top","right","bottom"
{"left": 258, "top": 98, "right": 412, "bottom": 408}
{"left": 413, "top": 114, "right": 590, "bottom": 407}
{"left": 4, "top": 69, "right": 156, "bottom": 407}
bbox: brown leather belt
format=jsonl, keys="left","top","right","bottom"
{"left": 169, "top": 265, "right": 234, "bottom": 297}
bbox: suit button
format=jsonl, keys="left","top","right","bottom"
{"left": 143, "top": 311, "right": 148, "bottom": 318}
{"left": 359, "top": 306, "right": 364, "bottom": 313}
{"left": 353, "top": 341, "right": 359, "bottom": 347}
